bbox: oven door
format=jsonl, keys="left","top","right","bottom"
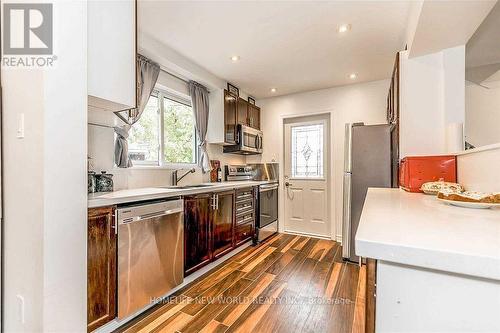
{"left": 259, "top": 183, "right": 278, "bottom": 227}
{"left": 239, "top": 125, "right": 263, "bottom": 154}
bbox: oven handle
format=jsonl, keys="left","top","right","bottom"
{"left": 260, "top": 184, "right": 279, "bottom": 192}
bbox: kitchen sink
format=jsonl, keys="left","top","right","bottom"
{"left": 161, "top": 184, "right": 215, "bottom": 190}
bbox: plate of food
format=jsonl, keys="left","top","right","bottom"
{"left": 437, "top": 190, "right": 500, "bottom": 209}
{"left": 421, "top": 181, "right": 464, "bottom": 195}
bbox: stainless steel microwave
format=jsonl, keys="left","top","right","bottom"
{"left": 223, "top": 124, "right": 263, "bottom": 155}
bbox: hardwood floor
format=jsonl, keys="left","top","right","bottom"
{"left": 117, "top": 233, "right": 365, "bottom": 333}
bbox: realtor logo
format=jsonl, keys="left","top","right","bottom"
{"left": 3, "top": 3, "right": 53, "bottom": 55}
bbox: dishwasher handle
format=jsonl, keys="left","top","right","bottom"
{"left": 119, "top": 208, "right": 183, "bottom": 225}
{"left": 117, "top": 200, "right": 184, "bottom": 225}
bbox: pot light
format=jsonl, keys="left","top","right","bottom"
{"left": 349, "top": 73, "right": 357, "bottom": 80}
{"left": 337, "top": 24, "right": 351, "bottom": 33}
{"left": 270, "top": 88, "right": 277, "bottom": 93}
{"left": 230, "top": 55, "right": 240, "bottom": 62}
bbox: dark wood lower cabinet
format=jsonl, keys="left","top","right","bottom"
{"left": 184, "top": 194, "right": 213, "bottom": 275}
{"left": 184, "top": 188, "right": 257, "bottom": 276}
{"left": 212, "top": 191, "right": 235, "bottom": 259}
{"left": 366, "top": 258, "right": 377, "bottom": 333}
{"left": 87, "top": 206, "right": 117, "bottom": 332}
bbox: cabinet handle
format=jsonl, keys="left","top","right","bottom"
{"left": 216, "top": 194, "right": 219, "bottom": 210}
{"left": 112, "top": 213, "right": 118, "bottom": 235}
{"left": 211, "top": 194, "right": 216, "bottom": 210}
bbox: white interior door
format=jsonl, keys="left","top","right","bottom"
{"left": 283, "top": 115, "right": 330, "bottom": 237}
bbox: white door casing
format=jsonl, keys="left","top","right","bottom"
{"left": 283, "top": 115, "right": 330, "bottom": 238}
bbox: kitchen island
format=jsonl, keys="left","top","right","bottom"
{"left": 356, "top": 188, "right": 500, "bottom": 332}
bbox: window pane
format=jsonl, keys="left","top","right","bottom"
{"left": 163, "top": 97, "right": 197, "bottom": 164}
{"left": 128, "top": 96, "right": 159, "bottom": 164}
{"left": 291, "top": 124, "right": 324, "bottom": 178}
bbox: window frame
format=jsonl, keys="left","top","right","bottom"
{"left": 128, "top": 88, "right": 198, "bottom": 168}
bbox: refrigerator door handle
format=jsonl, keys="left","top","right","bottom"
{"left": 342, "top": 173, "right": 352, "bottom": 259}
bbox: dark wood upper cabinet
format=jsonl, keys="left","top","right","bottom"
{"left": 223, "top": 91, "right": 261, "bottom": 143}
{"left": 224, "top": 90, "right": 238, "bottom": 144}
{"left": 212, "top": 191, "right": 235, "bottom": 259}
{"left": 248, "top": 104, "right": 261, "bottom": 130}
{"left": 184, "top": 194, "right": 213, "bottom": 275}
{"left": 237, "top": 97, "right": 249, "bottom": 126}
{"left": 87, "top": 206, "right": 117, "bottom": 332}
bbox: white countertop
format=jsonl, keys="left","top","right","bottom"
{"left": 355, "top": 188, "right": 500, "bottom": 280}
{"left": 88, "top": 181, "right": 273, "bottom": 208}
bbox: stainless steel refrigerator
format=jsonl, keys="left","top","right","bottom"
{"left": 342, "top": 123, "right": 393, "bottom": 262}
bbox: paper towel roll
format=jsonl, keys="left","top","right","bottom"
{"left": 446, "top": 122, "right": 464, "bottom": 153}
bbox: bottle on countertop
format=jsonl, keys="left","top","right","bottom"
{"left": 217, "top": 166, "right": 223, "bottom": 182}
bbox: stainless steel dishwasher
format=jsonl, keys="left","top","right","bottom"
{"left": 116, "top": 199, "right": 184, "bottom": 319}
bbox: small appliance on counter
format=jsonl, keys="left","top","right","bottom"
{"left": 399, "top": 155, "right": 457, "bottom": 193}
{"left": 95, "top": 171, "right": 114, "bottom": 192}
{"left": 225, "top": 163, "right": 279, "bottom": 243}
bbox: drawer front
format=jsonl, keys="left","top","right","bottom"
{"left": 235, "top": 199, "right": 254, "bottom": 217}
{"left": 236, "top": 211, "right": 254, "bottom": 226}
{"left": 235, "top": 222, "right": 253, "bottom": 245}
{"left": 236, "top": 188, "right": 254, "bottom": 201}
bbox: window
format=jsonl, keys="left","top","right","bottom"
{"left": 128, "top": 90, "right": 197, "bottom": 166}
{"left": 291, "top": 124, "right": 324, "bottom": 178}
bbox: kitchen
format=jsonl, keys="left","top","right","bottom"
{"left": 2, "top": 1, "right": 500, "bottom": 333}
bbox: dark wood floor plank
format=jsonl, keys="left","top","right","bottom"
{"left": 182, "top": 269, "right": 247, "bottom": 316}
{"left": 328, "top": 263, "right": 360, "bottom": 333}
{"left": 225, "top": 280, "right": 287, "bottom": 333}
{"left": 299, "top": 238, "right": 320, "bottom": 257}
{"left": 183, "top": 262, "right": 241, "bottom": 299}
{"left": 180, "top": 278, "right": 254, "bottom": 333}
{"left": 243, "top": 250, "right": 283, "bottom": 280}
{"left": 265, "top": 249, "right": 295, "bottom": 276}
{"left": 215, "top": 272, "right": 276, "bottom": 326}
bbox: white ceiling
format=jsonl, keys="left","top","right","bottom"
{"left": 138, "top": 1, "right": 412, "bottom": 98}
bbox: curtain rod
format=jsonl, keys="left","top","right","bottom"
{"left": 160, "top": 67, "right": 190, "bottom": 85}
{"left": 138, "top": 53, "right": 190, "bottom": 84}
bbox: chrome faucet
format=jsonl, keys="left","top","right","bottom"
{"left": 172, "top": 168, "right": 196, "bottom": 186}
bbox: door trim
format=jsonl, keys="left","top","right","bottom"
{"left": 281, "top": 111, "right": 334, "bottom": 240}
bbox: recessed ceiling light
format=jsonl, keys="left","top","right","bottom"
{"left": 349, "top": 73, "right": 357, "bottom": 80}
{"left": 337, "top": 24, "right": 351, "bottom": 33}
{"left": 270, "top": 88, "right": 277, "bottom": 93}
{"left": 230, "top": 55, "right": 240, "bottom": 62}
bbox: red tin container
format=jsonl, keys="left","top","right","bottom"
{"left": 399, "top": 155, "right": 457, "bottom": 192}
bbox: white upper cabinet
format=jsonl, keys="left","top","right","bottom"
{"left": 88, "top": 0, "right": 136, "bottom": 111}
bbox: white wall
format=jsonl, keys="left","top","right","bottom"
{"left": 247, "top": 79, "right": 390, "bottom": 241}
{"left": 2, "top": 1, "right": 87, "bottom": 331}
{"left": 465, "top": 81, "right": 500, "bottom": 147}
{"left": 400, "top": 46, "right": 466, "bottom": 157}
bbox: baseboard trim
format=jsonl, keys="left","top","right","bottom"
{"left": 283, "top": 229, "right": 332, "bottom": 240}
{"left": 336, "top": 234, "right": 342, "bottom": 243}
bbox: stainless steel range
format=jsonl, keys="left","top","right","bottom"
{"left": 225, "top": 163, "right": 279, "bottom": 243}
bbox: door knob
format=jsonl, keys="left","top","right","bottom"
{"left": 285, "top": 182, "right": 292, "bottom": 187}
